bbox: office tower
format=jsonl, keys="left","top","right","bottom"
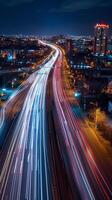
{"left": 94, "top": 23, "right": 109, "bottom": 55}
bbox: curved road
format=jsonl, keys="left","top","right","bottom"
{"left": 0, "top": 42, "right": 59, "bottom": 200}
{"left": 1, "top": 42, "right": 112, "bottom": 200}
{"left": 53, "top": 48, "right": 112, "bottom": 200}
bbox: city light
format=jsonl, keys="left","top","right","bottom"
{"left": 2, "top": 88, "right": 6, "bottom": 91}
{"left": 0, "top": 3, "right": 112, "bottom": 199}
{"left": 74, "top": 91, "right": 81, "bottom": 97}
{"left": 95, "top": 23, "right": 109, "bottom": 29}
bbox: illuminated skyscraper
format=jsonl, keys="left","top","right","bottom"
{"left": 94, "top": 23, "right": 109, "bottom": 55}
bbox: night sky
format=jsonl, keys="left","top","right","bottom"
{"left": 0, "top": 0, "right": 111, "bottom": 35}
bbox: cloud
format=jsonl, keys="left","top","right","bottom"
{"left": 100, "top": 1, "right": 112, "bottom": 7}
{"left": 49, "top": 0, "right": 104, "bottom": 13}
{"left": 63, "top": 1, "right": 99, "bottom": 12}
{"left": 0, "top": 0, "right": 34, "bottom": 6}
{"left": 1, "top": 0, "right": 111, "bottom": 11}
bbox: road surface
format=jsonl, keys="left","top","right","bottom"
{"left": 1, "top": 42, "right": 112, "bottom": 200}
{"left": 0, "top": 42, "right": 59, "bottom": 200}
{"left": 52, "top": 48, "right": 112, "bottom": 200}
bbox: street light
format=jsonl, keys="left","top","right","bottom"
{"left": 74, "top": 91, "right": 81, "bottom": 98}
{"left": 2, "top": 88, "right": 6, "bottom": 92}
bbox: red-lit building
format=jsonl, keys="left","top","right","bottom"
{"left": 94, "top": 23, "right": 109, "bottom": 55}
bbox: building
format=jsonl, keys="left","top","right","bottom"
{"left": 108, "top": 37, "right": 112, "bottom": 53}
{"left": 73, "top": 37, "right": 93, "bottom": 52}
{"left": 94, "top": 23, "right": 109, "bottom": 55}
{"left": 66, "top": 39, "right": 73, "bottom": 53}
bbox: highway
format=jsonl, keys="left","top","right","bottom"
{"left": 0, "top": 42, "right": 59, "bottom": 200}
{"left": 52, "top": 48, "right": 112, "bottom": 200}
{"left": 46, "top": 70, "right": 79, "bottom": 200}
{"left": 1, "top": 42, "right": 112, "bottom": 200}
{"left": 0, "top": 46, "right": 56, "bottom": 145}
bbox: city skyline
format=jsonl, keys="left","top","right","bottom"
{"left": 0, "top": 0, "right": 111, "bottom": 35}
{"left": 0, "top": 1, "right": 112, "bottom": 200}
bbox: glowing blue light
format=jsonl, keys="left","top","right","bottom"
{"left": 8, "top": 54, "right": 13, "bottom": 61}
{"left": 74, "top": 92, "right": 81, "bottom": 98}
{"left": 108, "top": 55, "right": 112, "bottom": 60}
{"left": 2, "top": 88, "right": 6, "bottom": 91}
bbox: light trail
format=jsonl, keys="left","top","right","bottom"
{"left": 53, "top": 49, "right": 112, "bottom": 200}
{"left": 1, "top": 41, "right": 112, "bottom": 200}
{"left": 0, "top": 46, "right": 55, "bottom": 130}
{"left": 0, "top": 42, "right": 59, "bottom": 200}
